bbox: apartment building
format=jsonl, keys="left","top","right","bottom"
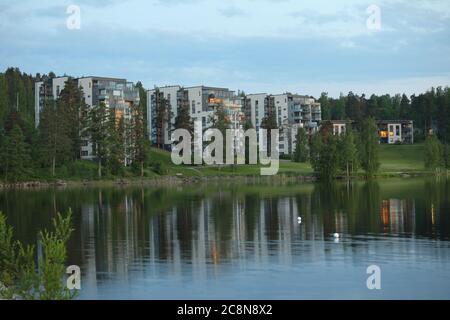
{"left": 77, "top": 77, "right": 140, "bottom": 161}
{"left": 147, "top": 85, "right": 236, "bottom": 150}
{"left": 34, "top": 76, "right": 69, "bottom": 128}
{"left": 35, "top": 76, "right": 140, "bottom": 161}
{"left": 244, "top": 93, "right": 322, "bottom": 155}
{"left": 324, "top": 120, "right": 414, "bottom": 144}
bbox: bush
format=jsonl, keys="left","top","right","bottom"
{"left": 152, "top": 161, "right": 168, "bottom": 175}
{"left": 0, "top": 210, "right": 77, "bottom": 300}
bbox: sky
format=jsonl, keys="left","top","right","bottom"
{"left": 0, "top": 0, "right": 449, "bottom": 97}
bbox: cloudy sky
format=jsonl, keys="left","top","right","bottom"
{"left": 1, "top": 0, "right": 449, "bottom": 97}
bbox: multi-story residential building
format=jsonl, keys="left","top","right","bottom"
{"left": 324, "top": 120, "right": 414, "bottom": 144}
{"left": 147, "top": 86, "right": 181, "bottom": 149}
{"left": 147, "top": 85, "right": 236, "bottom": 150}
{"left": 34, "top": 76, "right": 70, "bottom": 128}
{"left": 35, "top": 75, "right": 140, "bottom": 161}
{"left": 77, "top": 76, "right": 140, "bottom": 161}
{"left": 244, "top": 93, "right": 322, "bottom": 155}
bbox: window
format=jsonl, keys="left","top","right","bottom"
{"left": 396, "top": 125, "right": 400, "bottom": 136}
{"left": 82, "top": 140, "right": 89, "bottom": 147}
{"left": 192, "top": 101, "right": 195, "bottom": 114}
{"left": 81, "top": 151, "right": 88, "bottom": 157}
{"left": 389, "top": 125, "right": 394, "bottom": 132}
{"left": 56, "top": 85, "right": 60, "bottom": 96}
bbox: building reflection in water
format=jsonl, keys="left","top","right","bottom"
{"left": 62, "top": 180, "right": 450, "bottom": 288}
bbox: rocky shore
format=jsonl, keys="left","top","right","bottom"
{"left": 0, "top": 174, "right": 318, "bottom": 190}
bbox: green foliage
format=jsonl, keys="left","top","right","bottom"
{"left": 292, "top": 127, "right": 309, "bottom": 163}
{"left": 359, "top": 117, "right": 380, "bottom": 177}
{"left": 131, "top": 103, "right": 151, "bottom": 177}
{"left": 0, "top": 210, "right": 75, "bottom": 300}
{"left": 152, "top": 160, "right": 168, "bottom": 175}
{"left": 37, "top": 99, "right": 73, "bottom": 176}
{"left": 88, "top": 103, "right": 110, "bottom": 178}
{"left": 424, "top": 135, "right": 444, "bottom": 171}
{"left": 310, "top": 133, "right": 340, "bottom": 180}
{"left": 339, "top": 129, "right": 359, "bottom": 177}
{"left": 0, "top": 124, "right": 30, "bottom": 181}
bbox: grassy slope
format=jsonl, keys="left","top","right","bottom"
{"left": 378, "top": 143, "right": 425, "bottom": 173}
{"left": 150, "top": 143, "right": 427, "bottom": 177}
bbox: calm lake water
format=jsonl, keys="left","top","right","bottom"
{"left": 1, "top": 178, "right": 450, "bottom": 299}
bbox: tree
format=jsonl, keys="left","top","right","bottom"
{"left": 59, "top": 80, "right": 88, "bottom": 160}
{"left": 318, "top": 92, "right": 331, "bottom": 121}
{"left": 131, "top": 104, "right": 150, "bottom": 177}
{"left": 0, "top": 210, "right": 76, "bottom": 300}
{"left": 174, "top": 103, "right": 193, "bottom": 134}
{"left": 38, "top": 99, "right": 72, "bottom": 176}
{"left": 0, "top": 125, "right": 30, "bottom": 181}
{"left": 424, "top": 134, "right": 444, "bottom": 172}
{"left": 359, "top": 117, "right": 380, "bottom": 177}
{"left": 153, "top": 89, "right": 172, "bottom": 149}
{"left": 243, "top": 119, "right": 253, "bottom": 164}
{"left": 339, "top": 129, "right": 359, "bottom": 178}
{"left": 210, "top": 104, "right": 231, "bottom": 163}
{"left": 88, "top": 103, "right": 109, "bottom": 178}
{"left": 311, "top": 134, "right": 340, "bottom": 180}
{"left": 260, "top": 111, "right": 278, "bottom": 157}
{"left": 292, "top": 126, "right": 309, "bottom": 162}
{"left": 399, "top": 94, "right": 410, "bottom": 120}
{"left": 106, "top": 108, "right": 125, "bottom": 176}
{"left": 309, "top": 132, "right": 323, "bottom": 171}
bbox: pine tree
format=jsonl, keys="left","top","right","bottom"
{"left": 131, "top": 104, "right": 150, "bottom": 177}
{"left": 174, "top": 103, "right": 193, "bottom": 134}
{"left": 292, "top": 126, "right": 309, "bottom": 163}
{"left": 38, "top": 99, "right": 72, "bottom": 176}
{"left": 88, "top": 103, "right": 109, "bottom": 178}
{"left": 59, "top": 80, "right": 88, "bottom": 160}
{"left": 0, "top": 125, "right": 30, "bottom": 181}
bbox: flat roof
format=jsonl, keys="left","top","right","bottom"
{"left": 377, "top": 120, "right": 413, "bottom": 124}
{"left": 77, "top": 76, "right": 127, "bottom": 82}
{"left": 184, "top": 85, "right": 232, "bottom": 91}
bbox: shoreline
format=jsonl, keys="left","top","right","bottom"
{"left": 0, "top": 171, "right": 441, "bottom": 190}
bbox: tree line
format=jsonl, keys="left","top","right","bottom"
{"left": 319, "top": 87, "right": 450, "bottom": 142}
{"left": 293, "top": 118, "right": 379, "bottom": 180}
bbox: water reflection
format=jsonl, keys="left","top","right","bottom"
{"left": 1, "top": 178, "right": 449, "bottom": 299}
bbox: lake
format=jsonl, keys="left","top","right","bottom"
{"left": 1, "top": 178, "right": 449, "bottom": 299}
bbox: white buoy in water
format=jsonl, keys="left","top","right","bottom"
{"left": 333, "top": 233, "right": 340, "bottom": 238}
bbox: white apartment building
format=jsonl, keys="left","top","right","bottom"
{"left": 147, "top": 85, "right": 236, "bottom": 150}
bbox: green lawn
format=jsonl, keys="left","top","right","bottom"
{"left": 150, "top": 143, "right": 428, "bottom": 178}
{"left": 378, "top": 143, "right": 425, "bottom": 173}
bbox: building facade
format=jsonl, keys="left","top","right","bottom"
{"left": 147, "top": 85, "right": 237, "bottom": 150}
{"left": 325, "top": 120, "right": 414, "bottom": 144}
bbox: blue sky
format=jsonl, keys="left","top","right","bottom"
{"left": 1, "top": 0, "right": 449, "bottom": 97}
